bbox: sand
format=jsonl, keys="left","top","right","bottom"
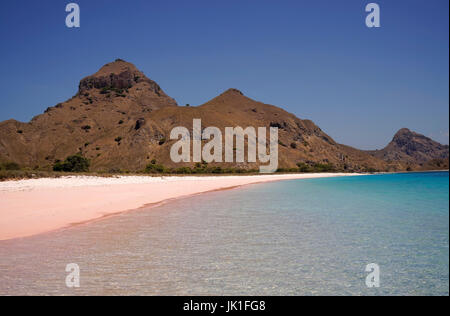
{"left": 0, "top": 173, "right": 361, "bottom": 241}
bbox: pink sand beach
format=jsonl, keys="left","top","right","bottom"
{"left": 0, "top": 173, "right": 359, "bottom": 241}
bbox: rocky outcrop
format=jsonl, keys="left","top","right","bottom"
{"left": 79, "top": 70, "right": 138, "bottom": 92}
{"left": 368, "top": 128, "right": 449, "bottom": 166}
{"left": 77, "top": 59, "right": 177, "bottom": 107}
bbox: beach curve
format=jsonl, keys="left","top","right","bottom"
{"left": 0, "top": 173, "right": 361, "bottom": 241}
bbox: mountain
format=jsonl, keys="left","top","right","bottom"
{"left": 0, "top": 60, "right": 446, "bottom": 173}
{"left": 0, "top": 59, "right": 177, "bottom": 171}
{"left": 368, "top": 128, "right": 449, "bottom": 170}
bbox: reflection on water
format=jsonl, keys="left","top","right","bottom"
{"left": 0, "top": 173, "right": 448, "bottom": 295}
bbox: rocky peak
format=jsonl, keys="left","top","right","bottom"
{"left": 369, "top": 128, "right": 449, "bottom": 164}
{"left": 222, "top": 88, "right": 244, "bottom": 96}
{"left": 77, "top": 59, "right": 163, "bottom": 96}
{"left": 391, "top": 128, "right": 415, "bottom": 147}
{"left": 93, "top": 59, "right": 139, "bottom": 76}
{"left": 394, "top": 128, "right": 412, "bottom": 137}
{"left": 390, "top": 128, "right": 445, "bottom": 151}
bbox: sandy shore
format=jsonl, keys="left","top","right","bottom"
{"left": 0, "top": 173, "right": 360, "bottom": 241}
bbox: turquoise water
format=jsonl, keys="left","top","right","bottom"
{"left": 0, "top": 172, "right": 448, "bottom": 295}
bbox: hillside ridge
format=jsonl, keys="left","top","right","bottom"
{"left": 0, "top": 60, "right": 448, "bottom": 173}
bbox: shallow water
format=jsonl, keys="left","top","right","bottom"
{"left": 0, "top": 172, "right": 448, "bottom": 295}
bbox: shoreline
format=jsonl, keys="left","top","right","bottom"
{"left": 0, "top": 173, "right": 361, "bottom": 241}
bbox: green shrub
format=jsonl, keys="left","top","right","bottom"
{"left": 158, "top": 138, "right": 166, "bottom": 145}
{"left": 53, "top": 155, "right": 90, "bottom": 172}
{"left": 211, "top": 167, "right": 223, "bottom": 174}
{"left": 192, "top": 167, "right": 206, "bottom": 174}
{"left": 290, "top": 142, "right": 297, "bottom": 149}
{"left": 53, "top": 161, "right": 65, "bottom": 172}
{"left": 296, "top": 162, "right": 311, "bottom": 173}
{"left": 312, "top": 163, "right": 335, "bottom": 172}
{"left": 175, "top": 167, "right": 192, "bottom": 174}
{"left": 1, "top": 162, "right": 20, "bottom": 171}
{"left": 145, "top": 163, "right": 165, "bottom": 173}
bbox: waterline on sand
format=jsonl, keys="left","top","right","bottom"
{"left": 0, "top": 173, "right": 361, "bottom": 240}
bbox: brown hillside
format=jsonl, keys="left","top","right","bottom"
{"left": 368, "top": 128, "right": 449, "bottom": 170}
{"left": 0, "top": 59, "right": 439, "bottom": 173}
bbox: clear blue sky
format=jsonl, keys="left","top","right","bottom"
{"left": 0, "top": 0, "right": 448, "bottom": 149}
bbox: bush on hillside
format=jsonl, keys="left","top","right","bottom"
{"left": 312, "top": 163, "right": 335, "bottom": 172}
{"left": 53, "top": 155, "right": 90, "bottom": 172}
{"left": 0, "top": 162, "right": 20, "bottom": 171}
{"left": 296, "top": 162, "right": 311, "bottom": 173}
{"left": 144, "top": 163, "right": 165, "bottom": 174}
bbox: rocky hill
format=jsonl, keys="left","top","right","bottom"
{"left": 0, "top": 60, "right": 447, "bottom": 173}
{"left": 368, "top": 128, "right": 449, "bottom": 170}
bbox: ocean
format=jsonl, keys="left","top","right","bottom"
{"left": 0, "top": 172, "right": 448, "bottom": 295}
